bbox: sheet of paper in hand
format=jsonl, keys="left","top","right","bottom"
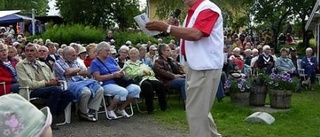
{"left": 134, "top": 13, "right": 160, "bottom": 36}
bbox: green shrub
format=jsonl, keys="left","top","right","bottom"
{"left": 113, "top": 31, "right": 176, "bottom": 49}
{"left": 309, "top": 38, "right": 316, "bottom": 48}
{"left": 28, "top": 24, "right": 104, "bottom": 44}
{"left": 296, "top": 42, "right": 305, "bottom": 56}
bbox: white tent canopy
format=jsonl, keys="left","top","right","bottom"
{"left": 0, "top": 10, "right": 21, "bottom": 18}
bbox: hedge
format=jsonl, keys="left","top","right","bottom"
{"left": 28, "top": 24, "right": 176, "bottom": 48}
{"left": 28, "top": 24, "right": 105, "bottom": 45}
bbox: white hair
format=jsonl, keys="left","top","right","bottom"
{"left": 118, "top": 45, "right": 129, "bottom": 53}
{"left": 96, "top": 41, "right": 110, "bottom": 55}
{"left": 38, "top": 46, "right": 49, "bottom": 52}
{"left": 263, "top": 45, "right": 271, "bottom": 51}
{"left": 244, "top": 49, "right": 252, "bottom": 53}
{"left": 306, "top": 47, "right": 313, "bottom": 52}
{"left": 233, "top": 47, "right": 241, "bottom": 52}
{"left": 252, "top": 48, "right": 259, "bottom": 53}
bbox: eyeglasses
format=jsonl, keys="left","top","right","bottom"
{"left": 0, "top": 49, "right": 7, "bottom": 52}
{"left": 38, "top": 50, "right": 47, "bottom": 52}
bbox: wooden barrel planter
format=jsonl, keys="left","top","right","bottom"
{"left": 230, "top": 92, "right": 250, "bottom": 106}
{"left": 249, "top": 86, "right": 267, "bottom": 106}
{"left": 269, "top": 90, "right": 292, "bottom": 109}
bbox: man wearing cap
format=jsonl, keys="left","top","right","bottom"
{"left": 146, "top": 0, "right": 224, "bottom": 136}
{"left": 289, "top": 47, "right": 299, "bottom": 69}
{"left": 16, "top": 43, "right": 74, "bottom": 130}
{"left": 139, "top": 46, "right": 153, "bottom": 67}
{"left": 110, "top": 48, "right": 117, "bottom": 58}
{"left": 70, "top": 43, "right": 86, "bottom": 68}
{"left": 146, "top": 45, "right": 158, "bottom": 65}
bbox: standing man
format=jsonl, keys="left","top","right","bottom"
{"left": 146, "top": 0, "right": 224, "bottom": 136}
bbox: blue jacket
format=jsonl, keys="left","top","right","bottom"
{"left": 67, "top": 79, "right": 101, "bottom": 102}
{"left": 301, "top": 56, "right": 317, "bottom": 75}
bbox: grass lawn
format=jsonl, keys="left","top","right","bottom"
{"left": 151, "top": 89, "right": 320, "bottom": 137}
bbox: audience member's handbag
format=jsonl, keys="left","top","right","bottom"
{"left": 113, "top": 77, "right": 133, "bottom": 87}
{"left": 97, "top": 58, "right": 133, "bottom": 87}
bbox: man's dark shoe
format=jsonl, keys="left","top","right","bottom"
{"left": 78, "top": 111, "right": 97, "bottom": 122}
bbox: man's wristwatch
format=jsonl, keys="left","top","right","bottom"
{"left": 166, "top": 25, "right": 172, "bottom": 33}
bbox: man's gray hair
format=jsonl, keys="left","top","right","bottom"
{"left": 62, "top": 46, "right": 75, "bottom": 56}
{"left": 25, "top": 43, "right": 38, "bottom": 51}
{"left": 96, "top": 41, "right": 111, "bottom": 55}
{"left": 38, "top": 46, "right": 49, "bottom": 52}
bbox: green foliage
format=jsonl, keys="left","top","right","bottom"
{"left": 155, "top": 0, "right": 252, "bottom": 31}
{"left": 296, "top": 42, "right": 306, "bottom": 56}
{"left": 56, "top": 0, "right": 141, "bottom": 30}
{"left": 113, "top": 31, "right": 158, "bottom": 48}
{"left": 309, "top": 38, "right": 316, "bottom": 48}
{"left": 28, "top": 24, "right": 104, "bottom": 44}
{"left": 0, "top": 0, "right": 49, "bottom": 16}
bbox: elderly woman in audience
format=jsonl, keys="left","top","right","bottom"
{"left": 90, "top": 42, "right": 141, "bottom": 118}
{"left": 78, "top": 46, "right": 87, "bottom": 61}
{"left": 243, "top": 49, "right": 252, "bottom": 75}
{"left": 0, "top": 43, "right": 19, "bottom": 95}
{"left": 301, "top": 48, "right": 318, "bottom": 90}
{"left": 46, "top": 42, "right": 59, "bottom": 62}
{"left": 257, "top": 45, "right": 274, "bottom": 74}
{"left": 38, "top": 46, "right": 54, "bottom": 70}
{"left": 123, "top": 48, "right": 167, "bottom": 114}
{"left": 250, "top": 48, "right": 259, "bottom": 68}
{"left": 116, "top": 45, "right": 129, "bottom": 68}
{"left": 229, "top": 47, "right": 244, "bottom": 71}
{"left": 8, "top": 45, "right": 20, "bottom": 62}
{"left": 275, "top": 48, "right": 296, "bottom": 75}
{"left": 139, "top": 46, "right": 153, "bottom": 67}
{"left": 153, "top": 44, "right": 186, "bottom": 106}
{"left": 13, "top": 41, "right": 23, "bottom": 52}
{"left": 84, "top": 43, "right": 97, "bottom": 68}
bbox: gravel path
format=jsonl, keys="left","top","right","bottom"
{"left": 53, "top": 114, "right": 188, "bottom": 137}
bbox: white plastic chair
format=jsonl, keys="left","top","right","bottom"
{"left": 95, "top": 82, "right": 135, "bottom": 120}
{"left": 0, "top": 82, "right": 7, "bottom": 95}
{"left": 24, "top": 80, "right": 71, "bottom": 126}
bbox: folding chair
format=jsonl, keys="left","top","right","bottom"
{"left": 0, "top": 82, "right": 7, "bottom": 95}
{"left": 23, "top": 80, "right": 72, "bottom": 126}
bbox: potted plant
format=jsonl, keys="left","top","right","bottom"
{"left": 248, "top": 73, "right": 268, "bottom": 106}
{"left": 265, "top": 72, "right": 299, "bottom": 109}
{"left": 224, "top": 77, "right": 251, "bottom": 106}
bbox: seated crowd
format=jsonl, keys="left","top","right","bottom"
{"left": 0, "top": 33, "right": 187, "bottom": 130}
{"left": 1, "top": 30, "right": 319, "bottom": 131}
{"left": 224, "top": 41, "right": 319, "bottom": 90}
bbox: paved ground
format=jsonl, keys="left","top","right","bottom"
{"left": 53, "top": 113, "right": 188, "bottom": 137}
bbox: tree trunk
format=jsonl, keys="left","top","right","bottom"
{"left": 272, "top": 10, "right": 291, "bottom": 53}
{"left": 301, "top": 20, "right": 309, "bottom": 48}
